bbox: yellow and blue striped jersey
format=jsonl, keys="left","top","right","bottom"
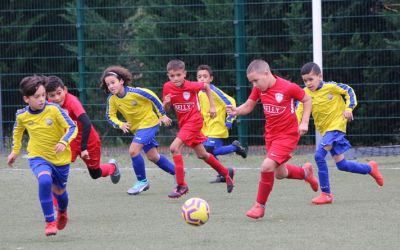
{"left": 12, "top": 102, "right": 77, "bottom": 166}
{"left": 106, "top": 86, "right": 166, "bottom": 133}
{"left": 296, "top": 81, "right": 357, "bottom": 136}
{"left": 199, "top": 84, "right": 236, "bottom": 138}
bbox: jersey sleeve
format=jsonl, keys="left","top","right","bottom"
{"left": 295, "top": 100, "right": 304, "bottom": 124}
{"left": 55, "top": 106, "right": 77, "bottom": 146}
{"left": 11, "top": 111, "right": 26, "bottom": 155}
{"left": 210, "top": 85, "right": 237, "bottom": 122}
{"left": 332, "top": 83, "right": 358, "bottom": 110}
{"left": 136, "top": 88, "right": 166, "bottom": 117}
{"left": 67, "top": 95, "right": 86, "bottom": 118}
{"left": 190, "top": 81, "right": 206, "bottom": 93}
{"left": 106, "top": 95, "right": 123, "bottom": 129}
{"left": 162, "top": 83, "right": 169, "bottom": 99}
{"left": 248, "top": 87, "right": 260, "bottom": 102}
{"left": 289, "top": 83, "right": 306, "bottom": 101}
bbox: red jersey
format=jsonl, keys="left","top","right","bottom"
{"left": 248, "top": 76, "right": 305, "bottom": 140}
{"left": 163, "top": 80, "right": 205, "bottom": 128}
{"left": 62, "top": 92, "right": 100, "bottom": 148}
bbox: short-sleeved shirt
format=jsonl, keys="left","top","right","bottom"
{"left": 248, "top": 76, "right": 305, "bottom": 140}
{"left": 162, "top": 80, "right": 205, "bottom": 128}
{"left": 62, "top": 92, "right": 100, "bottom": 149}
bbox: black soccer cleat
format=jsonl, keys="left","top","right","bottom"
{"left": 232, "top": 140, "right": 247, "bottom": 158}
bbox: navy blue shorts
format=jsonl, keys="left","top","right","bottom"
{"left": 319, "top": 131, "right": 351, "bottom": 156}
{"left": 28, "top": 157, "right": 70, "bottom": 189}
{"left": 132, "top": 124, "right": 160, "bottom": 153}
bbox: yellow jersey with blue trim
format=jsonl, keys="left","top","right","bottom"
{"left": 296, "top": 81, "right": 357, "bottom": 136}
{"left": 199, "top": 84, "right": 237, "bottom": 138}
{"left": 106, "top": 86, "right": 166, "bottom": 133}
{"left": 11, "top": 102, "right": 77, "bottom": 166}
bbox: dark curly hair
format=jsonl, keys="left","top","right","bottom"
{"left": 100, "top": 66, "right": 133, "bottom": 94}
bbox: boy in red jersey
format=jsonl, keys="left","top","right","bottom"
{"left": 227, "top": 59, "right": 317, "bottom": 219}
{"left": 162, "top": 59, "right": 235, "bottom": 198}
{"left": 45, "top": 76, "right": 120, "bottom": 183}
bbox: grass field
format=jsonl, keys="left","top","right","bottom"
{"left": 0, "top": 154, "right": 399, "bottom": 250}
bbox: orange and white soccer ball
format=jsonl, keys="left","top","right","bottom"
{"left": 181, "top": 197, "right": 210, "bottom": 226}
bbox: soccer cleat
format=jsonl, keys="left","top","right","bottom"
{"left": 45, "top": 221, "right": 57, "bottom": 236}
{"left": 232, "top": 140, "right": 247, "bottom": 158}
{"left": 246, "top": 203, "right": 265, "bottom": 219}
{"left": 368, "top": 161, "right": 384, "bottom": 186}
{"left": 210, "top": 174, "right": 226, "bottom": 183}
{"left": 127, "top": 180, "right": 150, "bottom": 195}
{"left": 168, "top": 185, "right": 189, "bottom": 199}
{"left": 56, "top": 210, "right": 68, "bottom": 230}
{"left": 109, "top": 159, "right": 121, "bottom": 184}
{"left": 312, "top": 192, "right": 333, "bottom": 205}
{"left": 303, "top": 163, "right": 319, "bottom": 192}
{"left": 225, "top": 168, "right": 235, "bottom": 193}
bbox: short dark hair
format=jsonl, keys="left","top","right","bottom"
{"left": 19, "top": 75, "right": 47, "bottom": 97}
{"left": 301, "top": 62, "right": 321, "bottom": 75}
{"left": 45, "top": 75, "right": 65, "bottom": 92}
{"left": 167, "top": 60, "right": 185, "bottom": 71}
{"left": 100, "top": 65, "right": 133, "bottom": 93}
{"left": 197, "top": 64, "right": 213, "bottom": 76}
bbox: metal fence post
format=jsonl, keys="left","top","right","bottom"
{"left": 76, "top": 0, "right": 87, "bottom": 104}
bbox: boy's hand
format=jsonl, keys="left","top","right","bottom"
{"left": 163, "top": 94, "right": 171, "bottom": 104}
{"left": 226, "top": 105, "right": 237, "bottom": 116}
{"left": 7, "top": 152, "right": 18, "bottom": 167}
{"left": 343, "top": 110, "right": 353, "bottom": 122}
{"left": 225, "top": 121, "right": 233, "bottom": 129}
{"left": 80, "top": 150, "right": 90, "bottom": 160}
{"left": 160, "top": 115, "right": 172, "bottom": 127}
{"left": 209, "top": 106, "right": 216, "bottom": 118}
{"left": 298, "top": 122, "right": 309, "bottom": 136}
{"left": 120, "top": 122, "right": 131, "bottom": 133}
{"left": 55, "top": 143, "right": 66, "bottom": 153}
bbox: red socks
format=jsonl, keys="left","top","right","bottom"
{"left": 173, "top": 154, "right": 186, "bottom": 186}
{"left": 285, "top": 164, "right": 305, "bottom": 180}
{"left": 205, "top": 154, "right": 229, "bottom": 176}
{"left": 256, "top": 171, "right": 275, "bottom": 205}
{"left": 100, "top": 163, "right": 116, "bottom": 177}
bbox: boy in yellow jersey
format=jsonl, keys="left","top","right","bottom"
{"left": 100, "top": 66, "right": 175, "bottom": 195}
{"left": 296, "top": 62, "right": 384, "bottom": 205}
{"left": 7, "top": 75, "right": 77, "bottom": 236}
{"left": 197, "top": 65, "right": 247, "bottom": 183}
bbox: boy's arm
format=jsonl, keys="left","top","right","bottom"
{"left": 204, "top": 83, "right": 216, "bottom": 118}
{"left": 56, "top": 107, "right": 78, "bottom": 147}
{"left": 11, "top": 115, "right": 25, "bottom": 156}
{"left": 295, "top": 101, "right": 304, "bottom": 124}
{"left": 78, "top": 113, "right": 91, "bottom": 151}
{"left": 226, "top": 99, "right": 257, "bottom": 116}
{"left": 334, "top": 83, "right": 357, "bottom": 121}
{"left": 298, "top": 94, "right": 312, "bottom": 135}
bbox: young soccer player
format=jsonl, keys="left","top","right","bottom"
{"left": 162, "top": 59, "right": 235, "bottom": 198}
{"left": 296, "top": 62, "right": 384, "bottom": 205}
{"left": 7, "top": 75, "right": 77, "bottom": 236}
{"left": 100, "top": 66, "right": 175, "bottom": 195}
{"left": 226, "top": 59, "right": 318, "bottom": 219}
{"left": 45, "top": 76, "right": 121, "bottom": 184}
{"left": 197, "top": 64, "right": 247, "bottom": 184}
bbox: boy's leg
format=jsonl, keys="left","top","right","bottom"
{"left": 247, "top": 158, "right": 276, "bottom": 219}
{"left": 144, "top": 141, "right": 175, "bottom": 175}
{"left": 169, "top": 137, "right": 188, "bottom": 198}
{"left": 204, "top": 138, "right": 226, "bottom": 183}
{"left": 312, "top": 146, "right": 333, "bottom": 204}
{"left": 127, "top": 142, "right": 149, "bottom": 195}
{"left": 51, "top": 164, "right": 70, "bottom": 230}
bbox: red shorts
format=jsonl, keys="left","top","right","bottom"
{"left": 177, "top": 123, "right": 207, "bottom": 148}
{"left": 265, "top": 135, "right": 299, "bottom": 165}
{"left": 71, "top": 139, "right": 101, "bottom": 170}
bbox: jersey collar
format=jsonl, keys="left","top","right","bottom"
{"left": 28, "top": 101, "right": 47, "bottom": 114}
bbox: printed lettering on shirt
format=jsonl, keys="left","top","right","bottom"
{"left": 275, "top": 93, "right": 283, "bottom": 103}
{"left": 174, "top": 102, "right": 195, "bottom": 113}
{"left": 183, "top": 91, "right": 191, "bottom": 100}
{"left": 262, "top": 104, "right": 286, "bottom": 116}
